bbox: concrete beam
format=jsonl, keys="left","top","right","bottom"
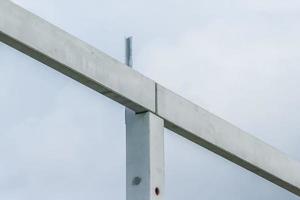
{"left": 156, "top": 84, "right": 300, "bottom": 196}
{"left": 1, "top": 0, "right": 300, "bottom": 196}
{"left": 126, "top": 111, "right": 164, "bottom": 200}
{"left": 0, "top": 0, "right": 155, "bottom": 113}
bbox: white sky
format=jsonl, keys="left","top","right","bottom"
{"left": 0, "top": 0, "right": 300, "bottom": 199}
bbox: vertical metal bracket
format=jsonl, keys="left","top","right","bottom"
{"left": 125, "top": 37, "right": 133, "bottom": 68}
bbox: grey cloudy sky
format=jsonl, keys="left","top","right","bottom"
{"left": 0, "top": 0, "right": 300, "bottom": 199}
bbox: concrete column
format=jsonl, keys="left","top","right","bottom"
{"left": 126, "top": 111, "right": 164, "bottom": 200}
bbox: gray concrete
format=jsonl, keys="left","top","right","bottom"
{"left": 0, "top": 0, "right": 300, "bottom": 197}
{"left": 0, "top": 0, "right": 155, "bottom": 113}
{"left": 126, "top": 111, "right": 164, "bottom": 200}
{"left": 156, "top": 84, "right": 300, "bottom": 196}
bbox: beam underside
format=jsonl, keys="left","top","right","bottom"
{"left": 0, "top": 0, "right": 299, "bottom": 197}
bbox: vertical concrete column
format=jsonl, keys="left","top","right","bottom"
{"left": 126, "top": 111, "right": 164, "bottom": 200}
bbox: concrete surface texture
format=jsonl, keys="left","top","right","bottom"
{"left": 0, "top": 0, "right": 299, "bottom": 197}
{"left": 126, "top": 111, "right": 164, "bottom": 200}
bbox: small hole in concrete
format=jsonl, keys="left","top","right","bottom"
{"left": 132, "top": 177, "right": 142, "bottom": 185}
{"left": 155, "top": 187, "right": 160, "bottom": 196}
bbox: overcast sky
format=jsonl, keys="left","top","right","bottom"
{"left": 0, "top": 0, "right": 300, "bottom": 199}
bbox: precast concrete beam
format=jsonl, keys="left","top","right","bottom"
{"left": 1, "top": 0, "right": 300, "bottom": 196}
{"left": 156, "top": 84, "right": 300, "bottom": 196}
{"left": 0, "top": 0, "right": 155, "bottom": 113}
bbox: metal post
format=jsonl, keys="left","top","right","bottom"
{"left": 125, "top": 37, "right": 165, "bottom": 200}
{"left": 125, "top": 37, "right": 133, "bottom": 67}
